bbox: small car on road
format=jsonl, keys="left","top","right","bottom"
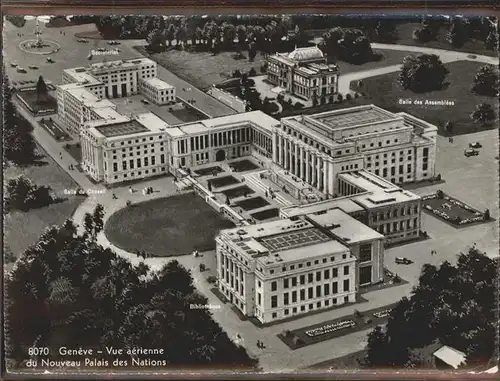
{"left": 28, "top": 65, "right": 38, "bottom": 70}
{"left": 395, "top": 257, "right": 413, "bottom": 265}
{"left": 141, "top": 99, "right": 150, "bottom": 104}
{"left": 16, "top": 67, "right": 27, "bottom": 73}
{"left": 464, "top": 148, "right": 479, "bottom": 157}
{"left": 10, "top": 62, "right": 18, "bottom": 67}
{"left": 77, "top": 38, "right": 89, "bottom": 43}
{"left": 469, "top": 142, "right": 482, "bottom": 149}
{"left": 46, "top": 57, "right": 54, "bottom": 63}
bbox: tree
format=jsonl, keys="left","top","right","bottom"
{"left": 447, "top": 19, "right": 469, "bottom": 47}
{"left": 484, "top": 30, "right": 498, "bottom": 51}
{"left": 398, "top": 54, "right": 449, "bottom": 93}
{"left": 373, "top": 21, "right": 398, "bottom": 42}
{"left": 5, "top": 175, "right": 54, "bottom": 212}
{"left": 5, "top": 209, "right": 258, "bottom": 370}
{"left": 365, "top": 326, "right": 389, "bottom": 367}
{"left": 248, "top": 42, "right": 257, "bottom": 62}
{"left": 470, "top": 103, "right": 496, "bottom": 124}
{"left": 444, "top": 120, "right": 454, "bottom": 135}
{"left": 365, "top": 248, "right": 496, "bottom": 369}
{"left": 36, "top": 76, "right": 48, "bottom": 104}
{"left": 472, "top": 65, "right": 499, "bottom": 97}
{"left": 3, "top": 75, "right": 37, "bottom": 165}
{"left": 248, "top": 67, "right": 257, "bottom": 77}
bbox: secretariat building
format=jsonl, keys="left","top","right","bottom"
{"left": 266, "top": 46, "right": 339, "bottom": 102}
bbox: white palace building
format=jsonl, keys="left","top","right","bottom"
{"left": 77, "top": 95, "right": 437, "bottom": 323}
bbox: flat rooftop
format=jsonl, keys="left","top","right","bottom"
{"left": 64, "top": 68, "right": 102, "bottom": 85}
{"left": 92, "top": 106, "right": 123, "bottom": 120}
{"left": 339, "top": 170, "right": 400, "bottom": 193}
{"left": 164, "top": 110, "right": 279, "bottom": 138}
{"left": 280, "top": 196, "right": 365, "bottom": 218}
{"left": 307, "top": 208, "right": 384, "bottom": 244}
{"left": 143, "top": 77, "right": 174, "bottom": 90}
{"left": 258, "top": 227, "right": 331, "bottom": 253}
{"left": 65, "top": 86, "right": 100, "bottom": 103}
{"left": 95, "top": 119, "right": 149, "bottom": 138}
{"left": 89, "top": 58, "right": 156, "bottom": 73}
{"left": 308, "top": 105, "right": 397, "bottom": 130}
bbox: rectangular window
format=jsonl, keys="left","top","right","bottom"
{"left": 284, "top": 279, "right": 289, "bottom": 289}
{"left": 308, "top": 287, "right": 313, "bottom": 299}
{"left": 271, "top": 281, "right": 277, "bottom": 291}
{"left": 284, "top": 293, "right": 289, "bottom": 306}
{"left": 359, "top": 244, "right": 372, "bottom": 262}
{"left": 291, "top": 277, "right": 297, "bottom": 287}
{"left": 160, "top": 154, "right": 165, "bottom": 164}
{"left": 344, "top": 279, "right": 350, "bottom": 292}
{"left": 324, "top": 283, "right": 330, "bottom": 296}
{"left": 113, "top": 163, "right": 118, "bottom": 172}
{"left": 316, "top": 285, "right": 321, "bottom": 298}
{"left": 308, "top": 273, "right": 313, "bottom": 283}
{"left": 332, "top": 282, "right": 338, "bottom": 294}
{"left": 292, "top": 291, "right": 297, "bottom": 303}
{"left": 300, "top": 289, "right": 305, "bottom": 301}
{"left": 316, "top": 271, "right": 321, "bottom": 282}
{"left": 344, "top": 266, "right": 349, "bottom": 275}
{"left": 332, "top": 268, "right": 338, "bottom": 278}
{"left": 271, "top": 295, "right": 277, "bottom": 308}
{"left": 324, "top": 269, "right": 330, "bottom": 279}
{"left": 300, "top": 275, "right": 305, "bottom": 285}
{"left": 137, "top": 158, "right": 141, "bottom": 168}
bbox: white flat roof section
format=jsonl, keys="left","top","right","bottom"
{"left": 143, "top": 77, "right": 175, "bottom": 90}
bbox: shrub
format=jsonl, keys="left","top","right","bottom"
{"left": 354, "top": 309, "right": 363, "bottom": 318}
{"left": 294, "top": 102, "right": 305, "bottom": 109}
{"left": 346, "top": 93, "right": 352, "bottom": 101}
{"left": 484, "top": 209, "right": 491, "bottom": 220}
{"left": 337, "top": 94, "right": 343, "bottom": 101}
{"left": 232, "top": 69, "right": 242, "bottom": 78}
{"left": 293, "top": 336, "right": 304, "bottom": 345}
{"left": 354, "top": 93, "right": 359, "bottom": 99}
{"left": 207, "top": 276, "right": 217, "bottom": 284}
{"left": 436, "top": 189, "right": 444, "bottom": 199}
{"left": 248, "top": 67, "right": 257, "bottom": 77}
{"left": 393, "top": 275, "right": 402, "bottom": 283}
{"left": 283, "top": 330, "right": 292, "bottom": 337}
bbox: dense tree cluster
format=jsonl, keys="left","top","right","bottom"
{"left": 365, "top": 248, "right": 497, "bottom": 369}
{"left": 3, "top": 76, "right": 37, "bottom": 165}
{"left": 36, "top": 76, "right": 49, "bottom": 104}
{"left": 470, "top": 103, "right": 496, "bottom": 125}
{"left": 320, "top": 27, "right": 375, "bottom": 64}
{"left": 471, "top": 64, "right": 499, "bottom": 97}
{"left": 398, "top": 54, "right": 449, "bottom": 93}
{"left": 5, "top": 206, "right": 257, "bottom": 370}
{"left": 5, "top": 175, "right": 56, "bottom": 212}
{"left": 413, "top": 18, "right": 442, "bottom": 43}
{"left": 6, "top": 15, "right": 26, "bottom": 28}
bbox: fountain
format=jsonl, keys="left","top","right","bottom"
{"left": 19, "top": 17, "right": 61, "bottom": 55}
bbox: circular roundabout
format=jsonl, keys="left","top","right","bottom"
{"left": 19, "top": 39, "right": 61, "bottom": 55}
{"left": 104, "top": 193, "right": 235, "bottom": 257}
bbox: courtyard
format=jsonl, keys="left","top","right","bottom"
{"left": 229, "top": 159, "right": 261, "bottom": 172}
{"left": 207, "top": 175, "right": 240, "bottom": 189}
{"left": 104, "top": 193, "right": 235, "bottom": 257}
{"left": 349, "top": 60, "right": 499, "bottom": 136}
{"left": 235, "top": 196, "right": 270, "bottom": 211}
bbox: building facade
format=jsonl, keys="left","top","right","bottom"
{"left": 273, "top": 104, "right": 437, "bottom": 193}
{"left": 139, "top": 77, "right": 176, "bottom": 105}
{"left": 266, "top": 46, "right": 339, "bottom": 101}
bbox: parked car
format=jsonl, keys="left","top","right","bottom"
{"left": 464, "top": 148, "right": 479, "bottom": 157}
{"left": 395, "top": 257, "right": 413, "bottom": 265}
{"left": 16, "top": 67, "right": 27, "bottom": 73}
{"left": 467, "top": 54, "right": 477, "bottom": 59}
{"left": 97, "top": 47, "right": 106, "bottom": 52}
{"left": 28, "top": 65, "right": 38, "bottom": 70}
{"left": 77, "top": 38, "right": 89, "bottom": 43}
{"left": 10, "top": 62, "right": 18, "bottom": 67}
{"left": 469, "top": 142, "right": 482, "bottom": 148}
{"left": 46, "top": 57, "right": 54, "bottom": 63}
{"left": 141, "top": 99, "right": 150, "bottom": 104}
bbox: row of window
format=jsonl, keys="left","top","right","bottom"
{"left": 110, "top": 154, "right": 165, "bottom": 172}
{"left": 269, "top": 280, "right": 350, "bottom": 308}
{"left": 261, "top": 253, "right": 351, "bottom": 275}
{"left": 109, "top": 167, "right": 166, "bottom": 181}
{"left": 372, "top": 205, "right": 419, "bottom": 221}
{"left": 377, "top": 218, "right": 418, "bottom": 234}
{"left": 270, "top": 266, "right": 350, "bottom": 291}
{"left": 271, "top": 296, "right": 350, "bottom": 318}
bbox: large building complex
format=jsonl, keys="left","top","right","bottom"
{"left": 273, "top": 104, "right": 437, "bottom": 189}
{"left": 216, "top": 208, "right": 384, "bottom": 324}
{"left": 81, "top": 110, "right": 278, "bottom": 184}
{"left": 266, "top": 46, "right": 339, "bottom": 102}
{"left": 57, "top": 59, "right": 174, "bottom": 137}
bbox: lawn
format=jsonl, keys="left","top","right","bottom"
{"left": 235, "top": 196, "right": 270, "bottom": 211}
{"left": 195, "top": 166, "right": 223, "bottom": 177}
{"left": 16, "top": 90, "right": 57, "bottom": 116}
{"left": 222, "top": 185, "right": 254, "bottom": 199}
{"left": 334, "top": 48, "right": 417, "bottom": 74}
{"left": 350, "top": 60, "right": 499, "bottom": 136}
{"left": 308, "top": 350, "right": 367, "bottom": 370}
{"left": 4, "top": 145, "right": 85, "bottom": 265}
{"left": 251, "top": 208, "right": 279, "bottom": 221}
{"left": 395, "top": 22, "right": 497, "bottom": 57}
{"left": 138, "top": 47, "right": 266, "bottom": 89}
{"left": 104, "top": 193, "right": 235, "bottom": 256}
{"left": 229, "top": 159, "right": 260, "bottom": 172}
{"left": 208, "top": 175, "right": 240, "bottom": 188}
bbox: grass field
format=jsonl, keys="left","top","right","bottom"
{"left": 4, "top": 145, "right": 85, "bottom": 265}
{"left": 139, "top": 48, "right": 266, "bottom": 89}
{"left": 104, "top": 193, "right": 235, "bottom": 256}
{"left": 350, "top": 60, "right": 499, "bottom": 136}
{"left": 395, "top": 23, "right": 497, "bottom": 57}
{"left": 308, "top": 350, "right": 367, "bottom": 370}
{"left": 335, "top": 48, "right": 417, "bottom": 74}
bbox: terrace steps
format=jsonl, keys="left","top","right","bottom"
{"left": 243, "top": 172, "right": 294, "bottom": 207}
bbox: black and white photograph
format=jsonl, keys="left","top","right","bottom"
{"left": 2, "top": 10, "right": 499, "bottom": 377}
